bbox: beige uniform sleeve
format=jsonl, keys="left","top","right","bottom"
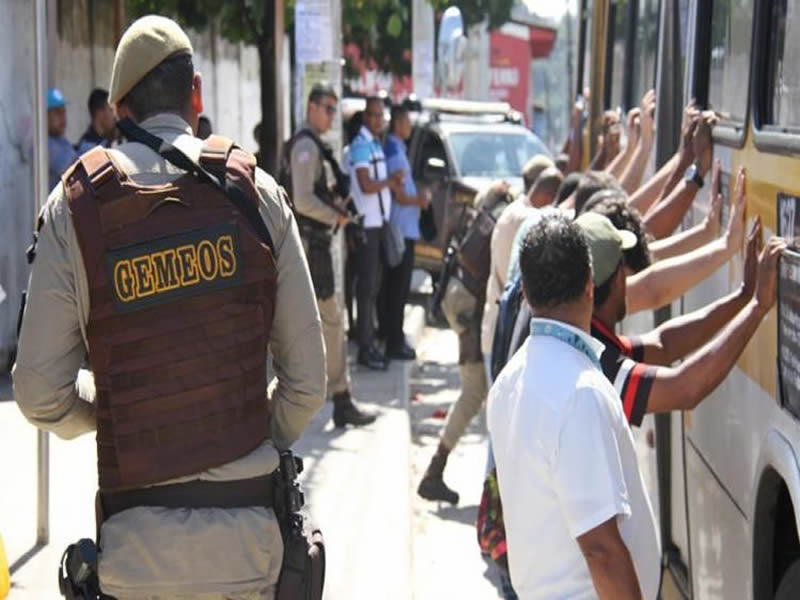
{"left": 12, "top": 185, "right": 96, "bottom": 439}
{"left": 255, "top": 168, "right": 327, "bottom": 449}
{"left": 290, "top": 136, "right": 339, "bottom": 226}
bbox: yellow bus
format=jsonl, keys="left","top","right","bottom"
{"left": 581, "top": 1, "right": 800, "bottom": 598}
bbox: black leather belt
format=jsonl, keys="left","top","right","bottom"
{"left": 98, "top": 474, "right": 275, "bottom": 522}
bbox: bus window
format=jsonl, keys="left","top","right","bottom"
{"left": 630, "top": 0, "right": 659, "bottom": 102}
{"left": 765, "top": 0, "right": 800, "bottom": 131}
{"left": 708, "top": 0, "right": 755, "bottom": 126}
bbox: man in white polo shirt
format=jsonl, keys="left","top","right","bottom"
{"left": 349, "top": 95, "right": 403, "bottom": 369}
{"left": 487, "top": 213, "right": 660, "bottom": 599}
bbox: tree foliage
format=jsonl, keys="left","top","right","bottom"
{"left": 126, "top": 0, "right": 514, "bottom": 168}
{"left": 343, "top": 0, "right": 514, "bottom": 76}
{"left": 129, "top": 0, "right": 514, "bottom": 77}
{"left": 129, "top": 0, "right": 273, "bottom": 46}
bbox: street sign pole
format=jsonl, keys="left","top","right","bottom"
{"left": 32, "top": 0, "right": 50, "bottom": 547}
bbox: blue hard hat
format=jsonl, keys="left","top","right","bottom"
{"left": 47, "top": 88, "right": 66, "bottom": 110}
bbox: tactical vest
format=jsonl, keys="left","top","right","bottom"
{"left": 456, "top": 189, "right": 513, "bottom": 300}
{"left": 64, "top": 136, "right": 278, "bottom": 491}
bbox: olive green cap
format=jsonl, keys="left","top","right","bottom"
{"left": 575, "top": 212, "right": 637, "bottom": 286}
{"left": 109, "top": 15, "right": 193, "bottom": 105}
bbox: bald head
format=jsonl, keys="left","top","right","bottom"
{"left": 523, "top": 154, "right": 555, "bottom": 194}
{"left": 528, "top": 167, "right": 564, "bottom": 208}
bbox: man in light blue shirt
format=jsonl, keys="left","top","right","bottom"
{"left": 379, "top": 104, "right": 430, "bottom": 359}
{"left": 47, "top": 88, "right": 78, "bottom": 192}
{"left": 349, "top": 95, "right": 402, "bottom": 369}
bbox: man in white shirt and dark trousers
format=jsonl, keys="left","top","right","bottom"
{"left": 349, "top": 96, "right": 402, "bottom": 369}
{"left": 487, "top": 213, "right": 660, "bottom": 599}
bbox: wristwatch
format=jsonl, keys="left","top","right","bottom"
{"left": 684, "top": 163, "right": 705, "bottom": 188}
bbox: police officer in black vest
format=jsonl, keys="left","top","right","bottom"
{"left": 289, "top": 83, "right": 376, "bottom": 427}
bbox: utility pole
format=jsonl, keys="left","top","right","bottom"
{"left": 32, "top": 0, "right": 50, "bottom": 547}
{"left": 293, "top": 0, "right": 345, "bottom": 296}
{"left": 412, "top": 0, "right": 435, "bottom": 98}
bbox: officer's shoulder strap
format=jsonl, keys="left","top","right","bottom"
{"left": 198, "top": 135, "right": 277, "bottom": 257}
{"left": 198, "top": 135, "right": 237, "bottom": 182}
{"left": 64, "top": 146, "right": 127, "bottom": 208}
{"left": 287, "top": 128, "right": 321, "bottom": 160}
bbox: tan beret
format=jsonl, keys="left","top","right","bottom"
{"left": 109, "top": 15, "right": 193, "bottom": 105}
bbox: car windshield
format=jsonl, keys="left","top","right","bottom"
{"left": 447, "top": 130, "right": 550, "bottom": 178}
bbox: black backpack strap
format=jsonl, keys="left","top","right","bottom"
{"left": 116, "top": 118, "right": 275, "bottom": 256}
{"left": 295, "top": 128, "right": 348, "bottom": 184}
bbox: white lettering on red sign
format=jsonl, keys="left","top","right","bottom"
{"left": 490, "top": 67, "right": 520, "bottom": 88}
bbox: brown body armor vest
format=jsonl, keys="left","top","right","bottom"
{"left": 64, "top": 136, "right": 278, "bottom": 491}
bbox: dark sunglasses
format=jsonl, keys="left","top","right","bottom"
{"left": 316, "top": 102, "right": 337, "bottom": 115}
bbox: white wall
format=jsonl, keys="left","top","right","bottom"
{"left": 0, "top": 0, "right": 36, "bottom": 368}
{"left": 190, "top": 28, "right": 262, "bottom": 153}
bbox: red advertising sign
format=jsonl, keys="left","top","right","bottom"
{"left": 489, "top": 23, "right": 531, "bottom": 118}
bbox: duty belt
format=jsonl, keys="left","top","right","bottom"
{"left": 98, "top": 474, "right": 275, "bottom": 523}
{"left": 296, "top": 214, "right": 333, "bottom": 235}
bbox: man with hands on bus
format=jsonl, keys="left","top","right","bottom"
{"left": 611, "top": 160, "right": 746, "bottom": 315}
{"left": 633, "top": 106, "right": 717, "bottom": 238}
{"left": 577, "top": 173, "right": 786, "bottom": 425}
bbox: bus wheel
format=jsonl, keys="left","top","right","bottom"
{"left": 775, "top": 559, "right": 800, "bottom": 600}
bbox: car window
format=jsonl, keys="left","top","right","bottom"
{"left": 415, "top": 131, "right": 448, "bottom": 176}
{"left": 447, "top": 131, "right": 550, "bottom": 178}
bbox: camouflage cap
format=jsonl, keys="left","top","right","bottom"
{"left": 109, "top": 15, "right": 193, "bottom": 105}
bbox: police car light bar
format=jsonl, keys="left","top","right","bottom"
{"left": 420, "top": 98, "right": 512, "bottom": 116}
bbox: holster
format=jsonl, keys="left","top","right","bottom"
{"left": 274, "top": 451, "right": 325, "bottom": 600}
{"left": 275, "top": 519, "right": 325, "bottom": 600}
{"left": 297, "top": 216, "right": 335, "bottom": 300}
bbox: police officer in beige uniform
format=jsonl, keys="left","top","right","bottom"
{"left": 12, "top": 15, "right": 325, "bottom": 600}
{"left": 290, "top": 83, "right": 375, "bottom": 427}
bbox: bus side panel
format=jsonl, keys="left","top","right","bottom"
{"left": 671, "top": 409, "right": 690, "bottom": 560}
{"left": 686, "top": 438, "right": 751, "bottom": 600}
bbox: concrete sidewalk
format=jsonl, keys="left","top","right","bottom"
{"left": 292, "top": 303, "right": 425, "bottom": 600}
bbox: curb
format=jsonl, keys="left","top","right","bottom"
{"left": 400, "top": 303, "right": 428, "bottom": 600}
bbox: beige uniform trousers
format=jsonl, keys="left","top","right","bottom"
{"left": 318, "top": 294, "right": 350, "bottom": 395}
{"left": 441, "top": 360, "right": 489, "bottom": 450}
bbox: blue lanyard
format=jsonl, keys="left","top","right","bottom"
{"left": 529, "top": 320, "right": 601, "bottom": 370}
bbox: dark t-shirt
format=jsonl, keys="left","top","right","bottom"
{"left": 590, "top": 317, "right": 657, "bottom": 427}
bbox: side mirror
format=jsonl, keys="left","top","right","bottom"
{"left": 423, "top": 157, "right": 448, "bottom": 181}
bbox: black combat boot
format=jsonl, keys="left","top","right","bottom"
{"left": 357, "top": 344, "right": 388, "bottom": 370}
{"left": 332, "top": 391, "right": 377, "bottom": 428}
{"left": 417, "top": 444, "right": 459, "bottom": 505}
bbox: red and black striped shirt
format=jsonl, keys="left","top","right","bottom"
{"left": 590, "top": 317, "right": 656, "bottom": 427}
